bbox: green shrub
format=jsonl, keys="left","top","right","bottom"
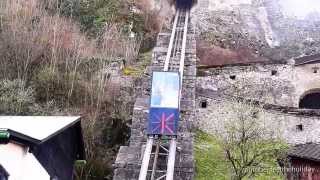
{"left": 195, "top": 130, "right": 286, "bottom": 180}
{"left": 33, "top": 66, "right": 85, "bottom": 107}
{"left": 0, "top": 79, "right": 35, "bottom": 115}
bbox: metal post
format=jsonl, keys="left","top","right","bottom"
{"left": 139, "top": 137, "right": 154, "bottom": 180}
{"left": 150, "top": 140, "right": 160, "bottom": 180}
{"left": 164, "top": 10, "right": 180, "bottom": 71}
{"left": 166, "top": 138, "right": 177, "bottom": 180}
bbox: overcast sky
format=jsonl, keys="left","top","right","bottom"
{"left": 280, "top": 0, "right": 320, "bottom": 19}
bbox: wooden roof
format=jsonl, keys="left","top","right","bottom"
{"left": 0, "top": 116, "right": 80, "bottom": 142}
{"left": 288, "top": 143, "right": 320, "bottom": 162}
{"left": 0, "top": 116, "right": 85, "bottom": 160}
{"left": 295, "top": 54, "right": 320, "bottom": 66}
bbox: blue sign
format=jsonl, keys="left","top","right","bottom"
{"left": 148, "top": 72, "right": 180, "bottom": 135}
{"left": 148, "top": 108, "right": 179, "bottom": 135}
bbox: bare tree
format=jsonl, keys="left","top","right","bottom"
{"left": 215, "top": 98, "right": 288, "bottom": 180}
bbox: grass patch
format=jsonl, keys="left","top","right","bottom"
{"left": 195, "top": 130, "right": 231, "bottom": 180}
{"left": 123, "top": 67, "right": 141, "bottom": 76}
{"left": 123, "top": 51, "right": 152, "bottom": 77}
{"left": 195, "top": 130, "right": 285, "bottom": 180}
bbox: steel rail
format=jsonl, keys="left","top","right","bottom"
{"left": 179, "top": 10, "right": 189, "bottom": 84}
{"left": 165, "top": 138, "right": 177, "bottom": 180}
{"left": 166, "top": 9, "right": 189, "bottom": 180}
{"left": 172, "top": 10, "right": 183, "bottom": 59}
{"left": 171, "top": 12, "right": 181, "bottom": 59}
{"left": 150, "top": 141, "right": 160, "bottom": 180}
{"left": 139, "top": 137, "right": 154, "bottom": 180}
{"left": 176, "top": 9, "right": 186, "bottom": 58}
{"left": 164, "top": 10, "right": 180, "bottom": 71}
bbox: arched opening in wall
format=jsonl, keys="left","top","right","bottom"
{"left": 299, "top": 89, "right": 320, "bottom": 109}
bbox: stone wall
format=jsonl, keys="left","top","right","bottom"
{"left": 198, "top": 62, "right": 320, "bottom": 107}
{"left": 196, "top": 94, "right": 320, "bottom": 145}
{"left": 198, "top": 63, "right": 295, "bottom": 107}
{"left": 196, "top": 62, "right": 320, "bottom": 145}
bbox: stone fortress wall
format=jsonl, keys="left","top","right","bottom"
{"left": 191, "top": 0, "right": 320, "bottom": 146}
{"left": 198, "top": 62, "right": 320, "bottom": 107}
{"left": 196, "top": 62, "right": 320, "bottom": 145}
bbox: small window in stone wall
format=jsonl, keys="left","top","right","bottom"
{"left": 312, "top": 67, "right": 319, "bottom": 73}
{"left": 229, "top": 75, "right": 236, "bottom": 80}
{"left": 296, "top": 124, "right": 303, "bottom": 131}
{"left": 271, "top": 70, "right": 277, "bottom": 76}
{"left": 252, "top": 111, "right": 258, "bottom": 118}
{"left": 200, "top": 100, "right": 207, "bottom": 108}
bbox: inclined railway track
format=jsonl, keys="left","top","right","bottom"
{"left": 138, "top": 8, "right": 190, "bottom": 180}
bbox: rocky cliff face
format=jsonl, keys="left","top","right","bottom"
{"left": 135, "top": 0, "right": 175, "bottom": 31}
{"left": 192, "top": 0, "right": 320, "bottom": 65}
